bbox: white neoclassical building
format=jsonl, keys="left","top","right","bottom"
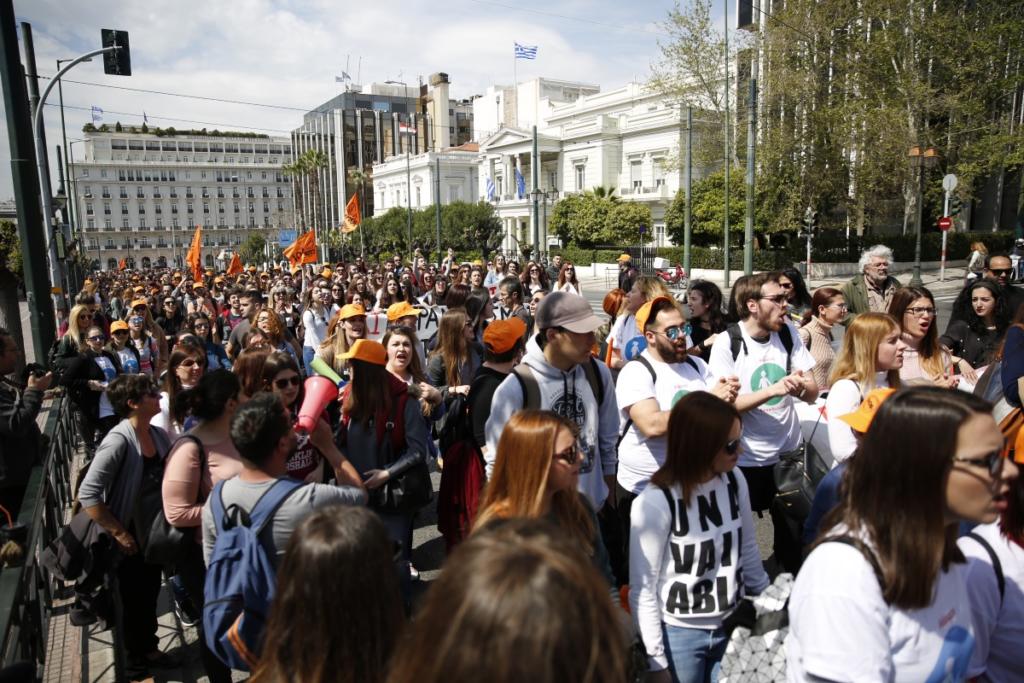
{"left": 478, "top": 80, "right": 715, "bottom": 255}
{"left": 371, "top": 143, "right": 480, "bottom": 215}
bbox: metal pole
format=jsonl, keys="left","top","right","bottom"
{"left": 722, "top": 0, "right": 731, "bottom": 288}
{"left": 435, "top": 155, "right": 441, "bottom": 264}
{"left": 684, "top": 105, "right": 693, "bottom": 278}
{"left": 57, "top": 60, "right": 76, "bottom": 241}
{"left": 910, "top": 159, "right": 924, "bottom": 287}
{"left": 940, "top": 190, "right": 950, "bottom": 282}
{"left": 531, "top": 125, "right": 540, "bottom": 255}
{"left": 405, "top": 121, "right": 412, "bottom": 262}
{"left": 0, "top": 7, "right": 54, "bottom": 360}
{"left": 743, "top": 58, "right": 756, "bottom": 276}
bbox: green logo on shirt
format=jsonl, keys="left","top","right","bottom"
{"left": 672, "top": 389, "right": 689, "bottom": 406}
{"left": 751, "top": 363, "right": 786, "bottom": 406}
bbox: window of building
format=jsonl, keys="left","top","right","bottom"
{"left": 105, "top": 238, "right": 113, "bottom": 248}
{"left": 140, "top": 237, "right": 149, "bottom": 247}
{"left": 631, "top": 159, "right": 643, "bottom": 191}
{"left": 122, "top": 218, "right": 129, "bottom": 228}
{"left": 87, "top": 218, "right": 95, "bottom": 229}
{"left": 86, "top": 202, "right": 94, "bottom": 215}
{"left": 80, "top": 169, "right": 89, "bottom": 178}
{"left": 415, "top": 187, "right": 421, "bottom": 207}
{"left": 100, "top": 169, "right": 107, "bottom": 178}
{"left": 574, "top": 164, "right": 585, "bottom": 191}
{"left": 156, "top": 218, "right": 163, "bottom": 228}
{"left": 203, "top": 203, "right": 210, "bottom": 214}
{"left": 103, "top": 202, "right": 111, "bottom": 214}
{"left": 653, "top": 159, "right": 666, "bottom": 188}
{"left": 104, "top": 219, "right": 111, "bottom": 229}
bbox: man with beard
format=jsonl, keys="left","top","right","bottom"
{"left": 709, "top": 272, "right": 818, "bottom": 571}
{"left": 841, "top": 244, "right": 901, "bottom": 319}
{"left": 608, "top": 296, "right": 739, "bottom": 585}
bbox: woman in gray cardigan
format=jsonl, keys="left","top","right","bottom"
{"left": 77, "top": 373, "right": 176, "bottom": 676}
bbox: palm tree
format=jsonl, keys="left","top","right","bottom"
{"left": 281, "top": 158, "right": 306, "bottom": 229}
{"left": 588, "top": 186, "right": 620, "bottom": 203}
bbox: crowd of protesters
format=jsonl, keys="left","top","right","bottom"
{"left": 12, "top": 240, "right": 1024, "bottom": 682}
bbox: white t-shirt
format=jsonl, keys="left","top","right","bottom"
{"left": 615, "top": 350, "right": 715, "bottom": 494}
{"left": 302, "top": 307, "right": 332, "bottom": 348}
{"left": 94, "top": 355, "right": 117, "bottom": 419}
{"left": 825, "top": 373, "right": 890, "bottom": 465}
{"left": 629, "top": 471, "right": 769, "bottom": 670}
{"left": 958, "top": 522, "right": 1024, "bottom": 682}
{"left": 787, "top": 537, "right": 975, "bottom": 682}
{"left": 608, "top": 314, "right": 642, "bottom": 360}
{"left": 708, "top": 321, "right": 816, "bottom": 467}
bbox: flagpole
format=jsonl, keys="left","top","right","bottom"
{"left": 513, "top": 44, "right": 518, "bottom": 127}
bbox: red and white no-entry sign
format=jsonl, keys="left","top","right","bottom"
{"left": 938, "top": 216, "right": 953, "bottom": 231}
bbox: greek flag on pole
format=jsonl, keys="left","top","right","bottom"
{"left": 91, "top": 106, "right": 103, "bottom": 124}
{"left": 515, "top": 166, "right": 526, "bottom": 199}
{"left": 486, "top": 176, "right": 496, "bottom": 201}
{"left": 514, "top": 43, "right": 538, "bottom": 60}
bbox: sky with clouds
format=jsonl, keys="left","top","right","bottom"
{"left": 0, "top": 0, "right": 734, "bottom": 201}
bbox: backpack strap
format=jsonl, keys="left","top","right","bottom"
{"left": 616, "top": 355, "right": 659, "bottom": 451}
{"left": 583, "top": 356, "right": 605, "bottom": 406}
{"left": 965, "top": 531, "right": 1005, "bottom": 602}
{"left": 512, "top": 364, "right": 542, "bottom": 411}
{"left": 828, "top": 535, "right": 887, "bottom": 599}
{"left": 249, "top": 478, "right": 307, "bottom": 536}
{"left": 728, "top": 322, "right": 793, "bottom": 373}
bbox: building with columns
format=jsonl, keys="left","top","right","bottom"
{"left": 70, "top": 129, "right": 293, "bottom": 271}
{"left": 478, "top": 81, "right": 716, "bottom": 255}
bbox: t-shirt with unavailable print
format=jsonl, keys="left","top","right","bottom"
{"left": 628, "top": 470, "right": 769, "bottom": 671}
{"left": 707, "top": 320, "right": 815, "bottom": 467}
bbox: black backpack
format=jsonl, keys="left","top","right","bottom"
{"left": 726, "top": 322, "right": 794, "bottom": 372}
{"left": 512, "top": 356, "right": 606, "bottom": 410}
{"left": 616, "top": 354, "right": 698, "bottom": 451}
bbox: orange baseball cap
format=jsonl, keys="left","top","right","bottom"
{"left": 129, "top": 298, "right": 149, "bottom": 309}
{"left": 340, "top": 339, "right": 387, "bottom": 366}
{"left": 110, "top": 320, "right": 129, "bottom": 333}
{"left": 483, "top": 318, "right": 527, "bottom": 354}
{"left": 838, "top": 388, "right": 896, "bottom": 433}
{"left": 635, "top": 296, "right": 677, "bottom": 332}
{"left": 338, "top": 303, "right": 366, "bottom": 320}
{"left": 386, "top": 301, "right": 419, "bottom": 322}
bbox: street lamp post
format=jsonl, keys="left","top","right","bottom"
{"left": 386, "top": 78, "right": 414, "bottom": 264}
{"left": 908, "top": 145, "right": 940, "bottom": 287}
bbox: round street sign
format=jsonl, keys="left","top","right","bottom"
{"left": 942, "top": 174, "right": 958, "bottom": 193}
{"left": 938, "top": 216, "right": 953, "bottom": 231}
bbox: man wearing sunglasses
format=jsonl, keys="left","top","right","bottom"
{"left": 709, "top": 272, "right": 818, "bottom": 570}
{"left": 948, "top": 253, "right": 1024, "bottom": 328}
{"left": 610, "top": 296, "right": 740, "bottom": 585}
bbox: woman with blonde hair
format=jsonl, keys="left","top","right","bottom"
{"left": 966, "top": 240, "right": 988, "bottom": 284}
{"left": 315, "top": 303, "right": 367, "bottom": 383}
{"left": 474, "top": 410, "right": 613, "bottom": 586}
{"left": 606, "top": 276, "right": 671, "bottom": 370}
{"left": 51, "top": 303, "right": 94, "bottom": 377}
{"left": 826, "top": 312, "right": 906, "bottom": 463}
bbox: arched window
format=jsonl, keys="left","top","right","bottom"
{"left": 157, "top": 256, "right": 167, "bottom": 267}
{"left": 107, "top": 258, "right": 117, "bottom": 271}
{"left": 141, "top": 256, "right": 151, "bottom": 269}
{"left": 205, "top": 254, "right": 214, "bottom": 267}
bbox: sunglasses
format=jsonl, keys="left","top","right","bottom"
{"left": 77, "top": 313, "right": 92, "bottom": 319}
{"left": 164, "top": 301, "right": 176, "bottom": 305}
{"left": 724, "top": 438, "right": 741, "bottom": 455}
{"left": 178, "top": 358, "right": 203, "bottom": 368}
{"left": 129, "top": 316, "right": 145, "bottom": 325}
{"left": 113, "top": 330, "right": 129, "bottom": 336}
{"left": 554, "top": 443, "right": 583, "bottom": 465}
{"left": 651, "top": 325, "right": 686, "bottom": 342}
{"left": 87, "top": 334, "right": 106, "bottom": 342}
{"left": 954, "top": 449, "right": 1005, "bottom": 478}
{"left": 990, "top": 268, "right": 1012, "bottom": 276}
{"left": 194, "top": 322, "right": 209, "bottom": 329}
{"left": 274, "top": 375, "right": 302, "bottom": 390}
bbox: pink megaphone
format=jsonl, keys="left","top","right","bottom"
{"left": 295, "top": 375, "right": 339, "bottom": 433}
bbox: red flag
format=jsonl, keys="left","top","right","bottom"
{"left": 342, "top": 194, "right": 360, "bottom": 234}
{"left": 186, "top": 225, "right": 203, "bottom": 281}
{"left": 282, "top": 230, "right": 317, "bottom": 267}
{"left": 118, "top": 258, "right": 127, "bottom": 271}
{"left": 226, "top": 252, "right": 243, "bottom": 276}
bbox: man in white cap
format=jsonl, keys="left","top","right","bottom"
{"left": 485, "top": 291, "right": 619, "bottom": 510}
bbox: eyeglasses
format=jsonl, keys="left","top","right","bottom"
{"left": 553, "top": 443, "right": 583, "bottom": 465}
{"left": 990, "top": 268, "right": 1012, "bottom": 276}
{"left": 827, "top": 303, "right": 849, "bottom": 311}
{"left": 759, "top": 294, "right": 789, "bottom": 305}
{"left": 164, "top": 300, "right": 175, "bottom": 305}
{"left": 724, "top": 438, "right": 741, "bottom": 455}
{"left": 650, "top": 325, "right": 686, "bottom": 341}
{"left": 178, "top": 358, "right": 203, "bottom": 368}
{"left": 954, "top": 449, "right": 1005, "bottom": 478}
{"left": 779, "top": 282, "right": 793, "bottom": 290}
{"left": 906, "top": 306, "right": 936, "bottom": 317}
{"left": 274, "top": 375, "right": 302, "bottom": 390}
{"left": 87, "top": 334, "right": 106, "bottom": 342}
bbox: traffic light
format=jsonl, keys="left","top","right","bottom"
{"left": 101, "top": 29, "right": 131, "bottom": 76}
{"left": 802, "top": 207, "right": 819, "bottom": 236}
{"left": 950, "top": 195, "right": 963, "bottom": 216}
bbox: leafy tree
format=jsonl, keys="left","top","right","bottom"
{"left": 0, "top": 220, "right": 23, "bottom": 374}
{"left": 664, "top": 169, "right": 753, "bottom": 244}
{"left": 550, "top": 192, "right": 651, "bottom": 247}
{"left": 238, "top": 233, "right": 266, "bottom": 265}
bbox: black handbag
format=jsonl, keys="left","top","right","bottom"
{"left": 372, "top": 417, "right": 433, "bottom": 514}
{"left": 772, "top": 408, "right": 830, "bottom": 529}
{"left": 138, "top": 435, "right": 206, "bottom": 566}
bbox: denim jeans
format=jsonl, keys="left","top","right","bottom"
{"left": 662, "top": 623, "right": 728, "bottom": 683}
{"left": 302, "top": 346, "right": 317, "bottom": 376}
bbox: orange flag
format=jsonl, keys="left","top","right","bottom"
{"left": 283, "top": 230, "right": 317, "bottom": 267}
{"left": 226, "top": 252, "right": 243, "bottom": 276}
{"left": 342, "top": 194, "right": 360, "bottom": 234}
{"left": 186, "top": 225, "right": 203, "bottom": 281}
{"left": 118, "top": 258, "right": 127, "bottom": 271}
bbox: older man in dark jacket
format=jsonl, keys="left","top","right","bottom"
{"left": 841, "top": 245, "right": 901, "bottom": 322}
{"left": 0, "top": 329, "right": 52, "bottom": 514}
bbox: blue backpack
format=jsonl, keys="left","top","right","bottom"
{"left": 203, "top": 477, "right": 305, "bottom": 670}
